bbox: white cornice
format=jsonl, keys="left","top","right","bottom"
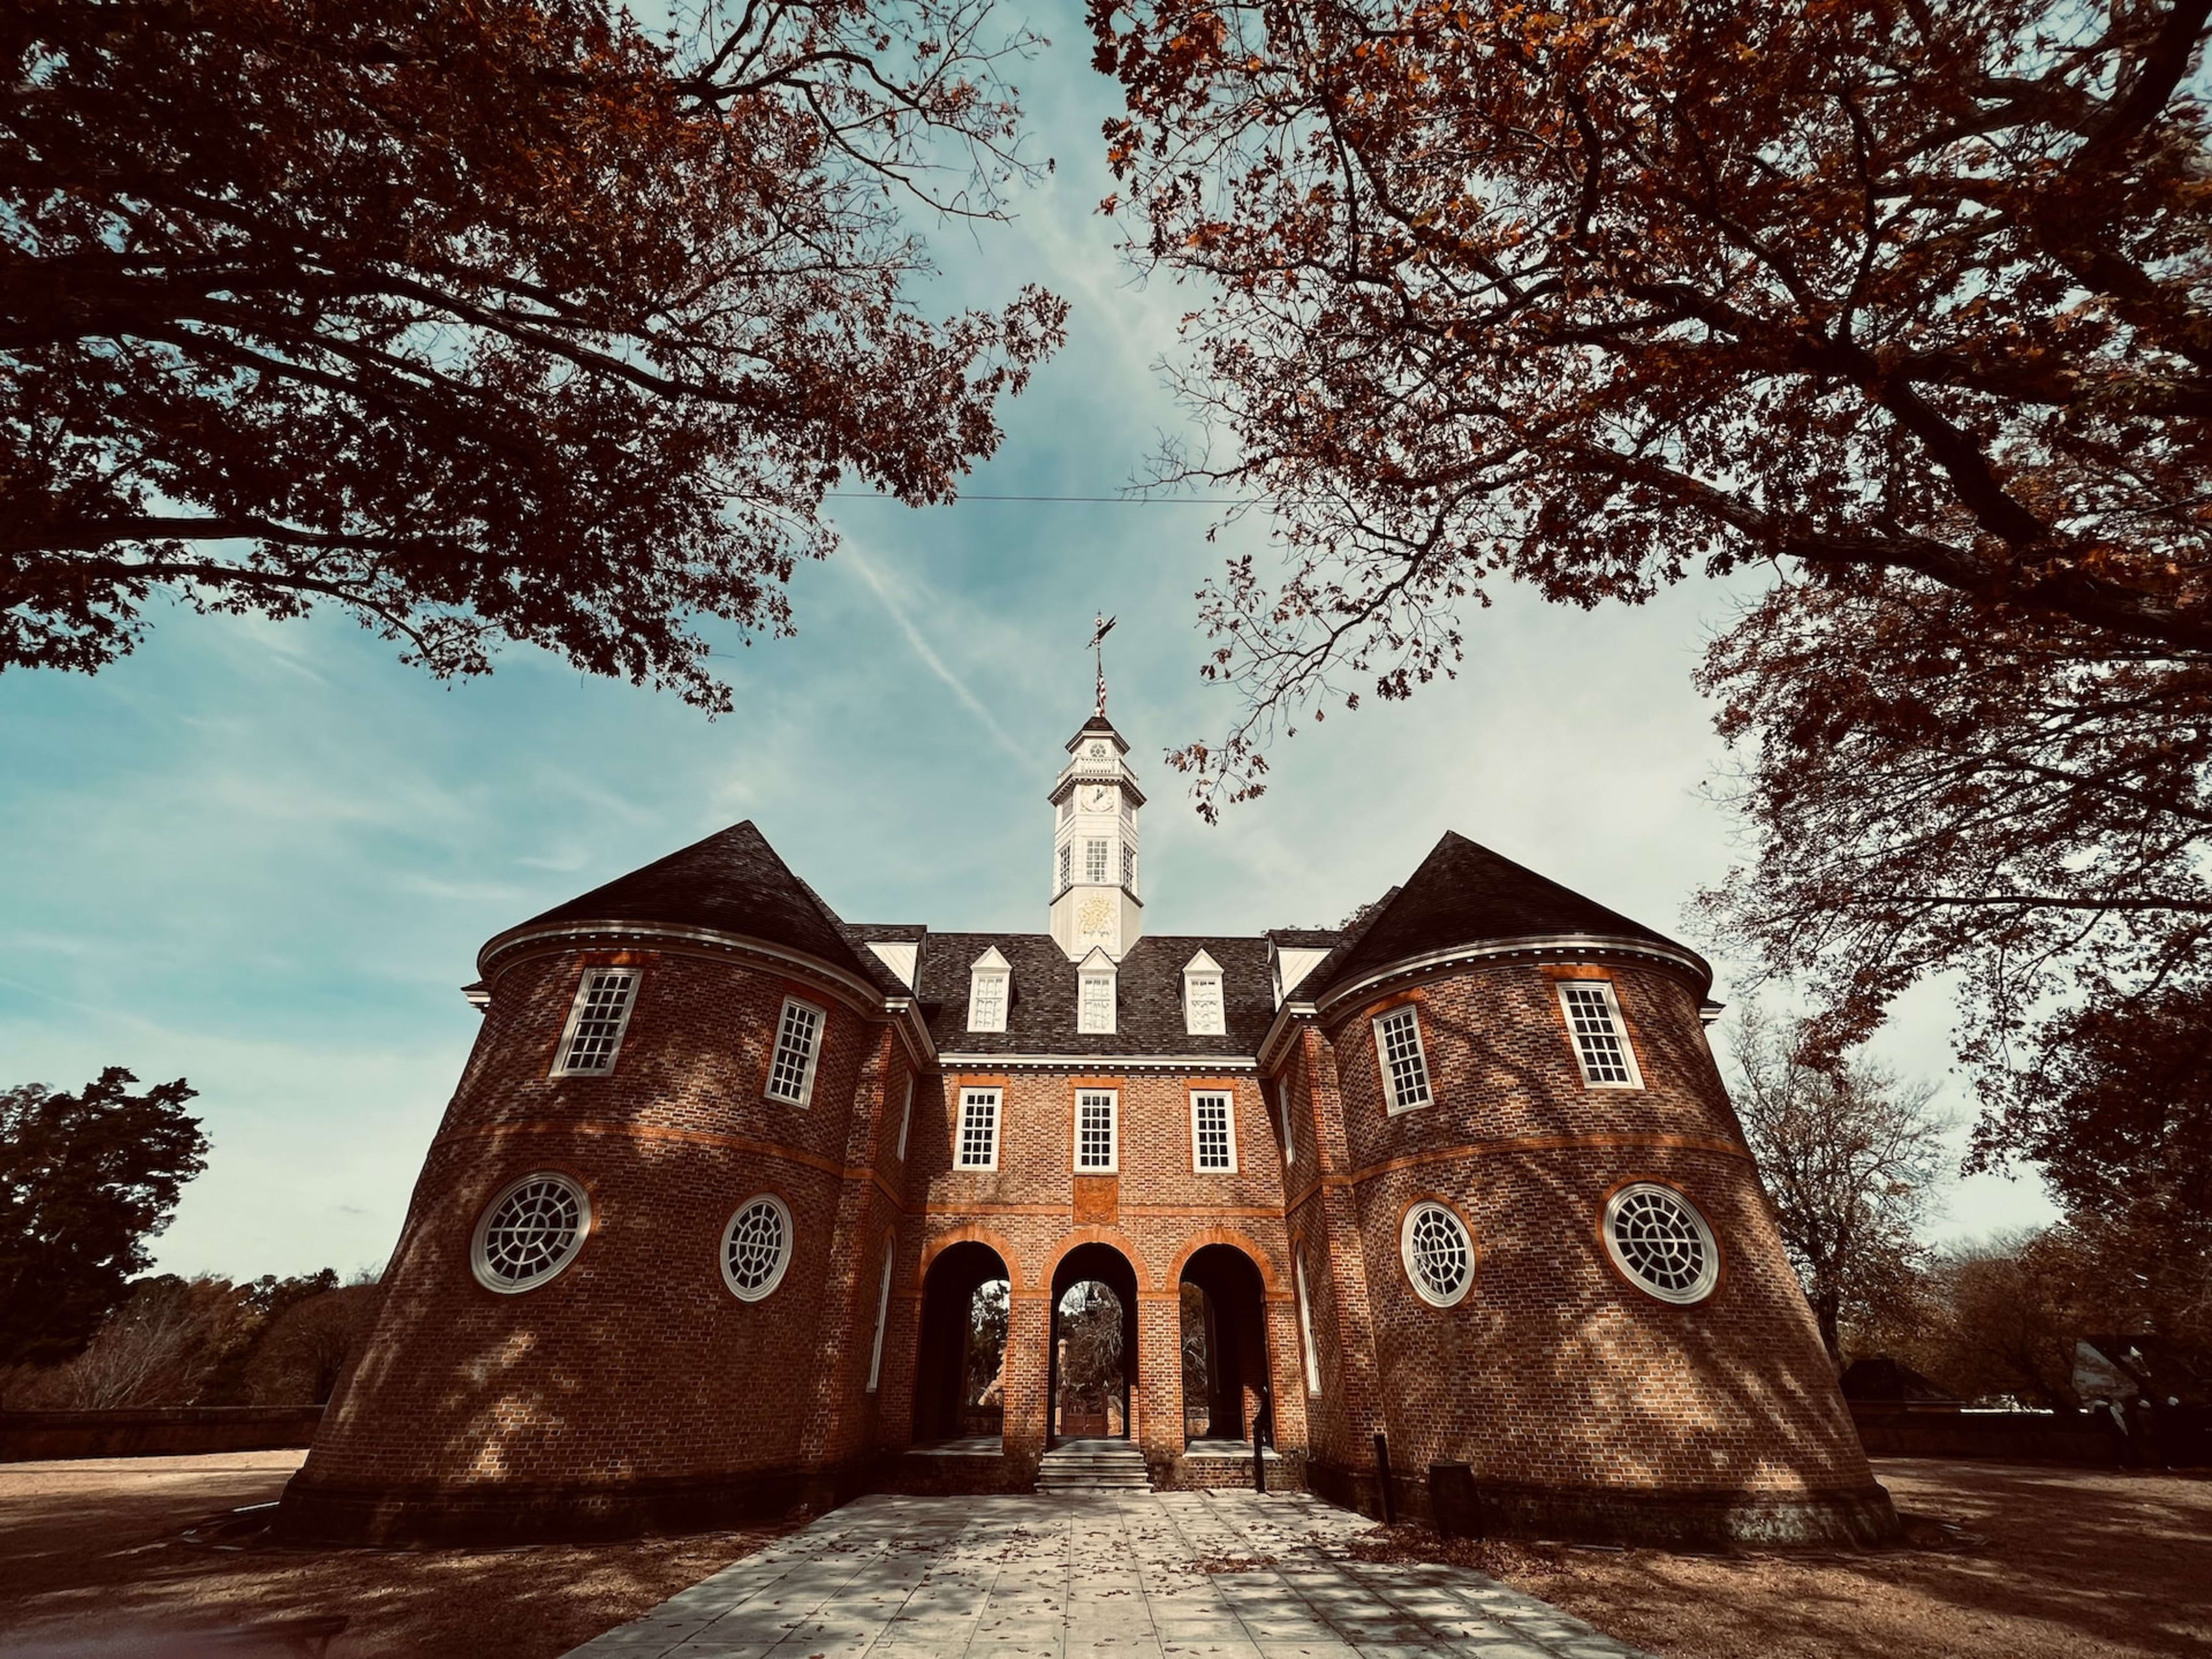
{"left": 478, "top": 919, "right": 939, "bottom": 1070}
{"left": 936, "top": 1051, "right": 1258, "bottom": 1073}
{"left": 1253, "top": 934, "right": 1711, "bottom": 1072}
{"left": 1314, "top": 934, "right": 1712, "bottom": 1019}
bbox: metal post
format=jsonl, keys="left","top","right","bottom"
{"left": 1372, "top": 1431, "right": 1395, "bottom": 1525}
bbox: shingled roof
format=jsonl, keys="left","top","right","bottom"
{"left": 515, "top": 820, "right": 887, "bottom": 987}
{"left": 1310, "top": 831, "right": 1701, "bottom": 999}
{"left": 918, "top": 933, "right": 1273, "bottom": 1056}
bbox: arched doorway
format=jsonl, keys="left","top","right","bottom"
{"left": 913, "top": 1241, "right": 1011, "bottom": 1446}
{"left": 1047, "top": 1242, "right": 1139, "bottom": 1444}
{"left": 1179, "top": 1243, "right": 1270, "bottom": 1445}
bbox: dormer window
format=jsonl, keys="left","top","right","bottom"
{"left": 967, "top": 947, "right": 1011, "bottom": 1033}
{"left": 1182, "top": 949, "right": 1226, "bottom": 1036}
{"left": 1077, "top": 947, "right": 1116, "bottom": 1034}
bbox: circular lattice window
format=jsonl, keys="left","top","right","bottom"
{"left": 1604, "top": 1183, "right": 1720, "bottom": 1304}
{"left": 1399, "top": 1201, "right": 1475, "bottom": 1308}
{"left": 721, "top": 1194, "right": 794, "bottom": 1301}
{"left": 472, "top": 1172, "right": 589, "bottom": 1293}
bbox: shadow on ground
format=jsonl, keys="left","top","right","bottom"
{"left": 0, "top": 1453, "right": 790, "bottom": 1658}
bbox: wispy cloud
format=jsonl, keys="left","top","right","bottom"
{"left": 843, "top": 545, "right": 1029, "bottom": 765}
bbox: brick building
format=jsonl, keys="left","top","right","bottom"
{"left": 279, "top": 690, "right": 1896, "bottom": 1548}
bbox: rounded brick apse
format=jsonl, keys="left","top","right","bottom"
{"left": 1283, "top": 948, "right": 1895, "bottom": 1546}
{"left": 278, "top": 734, "right": 1895, "bottom": 1547}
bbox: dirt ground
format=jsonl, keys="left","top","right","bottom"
{"left": 0, "top": 1451, "right": 790, "bottom": 1657}
{"left": 1357, "top": 1457, "right": 2212, "bottom": 1659}
{"left": 3, "top": 1452, "right": 2207, "bottom": 1658}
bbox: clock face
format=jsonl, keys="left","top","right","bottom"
{"left": 1078, "top": 896, "right": 1113, "bottom": 937}
{"left": 1086, "top": 785, "right": 1113, "bottom": 811}
{"left": 1088, "top": 741, "right": 1107, "bottom": 758}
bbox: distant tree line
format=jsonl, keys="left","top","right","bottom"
{"left": 1, "top": 1068, "right": 381, "bottom": 1409}
{"left": 1731, "top": 1010, "right": 2210, "bottom": 1409}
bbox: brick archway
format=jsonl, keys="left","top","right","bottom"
{"left": 1167, "top": 1225, "right": 1284, "bottom": 1299}
{"left": 917, "top": 1224, "right": 1025, "bottom": 1295}
{"left": 1038, "top": 1226, "right": 1153, "bottom": 1296}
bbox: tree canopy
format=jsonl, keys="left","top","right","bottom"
{"left": 0, "top": 1068, "right": 207, "bottom": 1366}
{"left": 1089, "top": 0, "right": 2212, "bottom": 1137}
{"left": 3, "top": 0, "right": 1065, "bottom": 704}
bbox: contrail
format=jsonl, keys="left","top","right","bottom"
{"left": 844, "top": 547, "right": 1030, "bottom": 765}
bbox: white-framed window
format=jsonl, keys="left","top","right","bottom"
{"left": 1059, "top": 843, "right": 1072, "bottom": 889}
{"left": 1182, "top": 949, "right": 1226, "bottom": 1036}
{"left": 1076, "top": 1089, "right": 1117, "bottom": 1172}
{"left": 551, "top": 967, "right": 638, "bottom": 1077}
{"left": 472, "top": 1172, "right": 590, "bottom": 1293}
{"left": 866, "top": 1238, "right": 896, "bottom": 1392}
{"left": 1191, "top": 1089, "right": 1237, "bottom": 1172}
{"left": 895, "top": 1072, "right": 915, "bottom": 1159}
{"left": 766, "top": 997, "right": 825, "bottom": 1105}
{"left": 1122, "top": 844, "right": 1137, "bottom": 888}
{"left": 1604, "top": 1182, "right": 1719, "bottom": 1304}
{"left": 1373, "top": 1005, "right": 1432, "bottom": 1114}
{"left": 956, "top": 1086, "right": 1001, "bottom": 1170}
{"left": 1559, "top": 980, "right": 1644, "bottom": 1087}
{"left": 1400, "top": 1200, "right": 1475, "bottom": 1308}
{"left": 721, "top": 1193, "right": 794, "bottom": 1301}
{"left": 1086, "top": 838, "right": 1109, "bottom": 883}
{"left": 1079, "top": 972, "right": 1116, "bottom": 1034}
{"left": 1295, "top": 1254, "right": 1322, "bottom": 1396}
{"left": 1273, "top": 1080, "right": 1295, "bottom": 1167}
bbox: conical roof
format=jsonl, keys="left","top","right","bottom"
{"left": 511, "top": 820, "right": 878, "bottom": 982}
{"left": 1314, "top": 832, "right": 1702, "bottom": 996}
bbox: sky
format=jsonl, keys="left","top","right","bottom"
{"left": 0, "top": 2, "right": 2058, "bottom": 1282}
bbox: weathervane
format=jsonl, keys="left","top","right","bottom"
{"left": 1088, "top": 612, "right": 1116, "bottom": 716}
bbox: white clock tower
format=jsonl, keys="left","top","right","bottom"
{"left": 1049, "top": 625, "right": 1145, "bottom": 960}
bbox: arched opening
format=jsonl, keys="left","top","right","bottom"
{"left": 1047, "top": 1242, "right": 1139, "bottom": 1444}
{"left": 1179, "top": 1243, "right": 1271, "bottom": 1447}
{"left": 913, "top": 1241, "right": 1010, "bottom": 1447}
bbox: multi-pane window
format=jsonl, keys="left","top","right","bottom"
{"left": 1122, "top": 844, "right": 1136, "bottom": 888}
{"left": 1185, "top": 974, "right": 1224, "bottom": 1035}
{"left": 866, "top": 1240, "right": 896, "bottom": 1391}
{"left": 1059, "top": 844, "right": 1072, "bottom": 889}
{"left": 1295, "top": 1256, "right": 1322, "bottom": 1395}
{"left": 552, "top": 968, "right": 638, "bottom": 1076}
{"left": 1086, "top": 838, "right": 1109, "bottom": 883}
{"left": 957, "top": 1087, "right": 1001, "bottom": 1169}
{"left": 1559, "top": 980, "right": 1643, "bottom": 1087}
{"left": 766, "top": 997, "right": 824, "bottom": 1105}
{"left": 1079, "top": 973, "right": 1115, "bottom": 1034}
{"left": 895, "top": 1073, "right": 915, "bottom": 1159}
{"left": 1373, "top": 1005, "right": 1432, "bottom": 1113}
{"left": 1274, "top": 1081, "right": 1295, "bottom": 1167}
{"left": 1077, "top": 1090, "right": 1117, "bottom": 1172}
{"left": 1191, "top": 1090, "right": 1237, "bottom": 1172}
{"left": 969, "top": 971, "right": 1008, "bottom": 1032}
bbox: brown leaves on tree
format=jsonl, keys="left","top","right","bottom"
{"left": 1088, "top": 0, "right": 2212, "bottom": 809}
{"left": 1, "top": 0, "right": 1067, "bottom": 703}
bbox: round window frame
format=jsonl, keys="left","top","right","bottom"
{"left": 720, "top": 1193, "right": 794, "bottom": 1302}
{"left": 1601, "top": 1181, "right": 1721, "bottom": 1306}
{"left": 1397, "top": 1198, "right": 1476, "bottom": 1309}
{"left": 470, "top": 1170, "right": 591, "bottom": 1295}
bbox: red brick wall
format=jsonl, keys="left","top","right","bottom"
{"left": 288, "top": 924, "right": 1878, "bottom": 1544}
{"left": 1315, "top": 958, "right": 1872, "bottom": 1509}
{"left": 293, "top": 945, "right": 893, "bottom": 1511}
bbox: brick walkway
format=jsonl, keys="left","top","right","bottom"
{"left": 562, "top": 1490, "right": 1649, "bottom": 1658}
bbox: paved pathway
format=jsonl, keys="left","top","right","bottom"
{"left": 563, "top": 1490, "right": 1649, "bottom": 1659}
